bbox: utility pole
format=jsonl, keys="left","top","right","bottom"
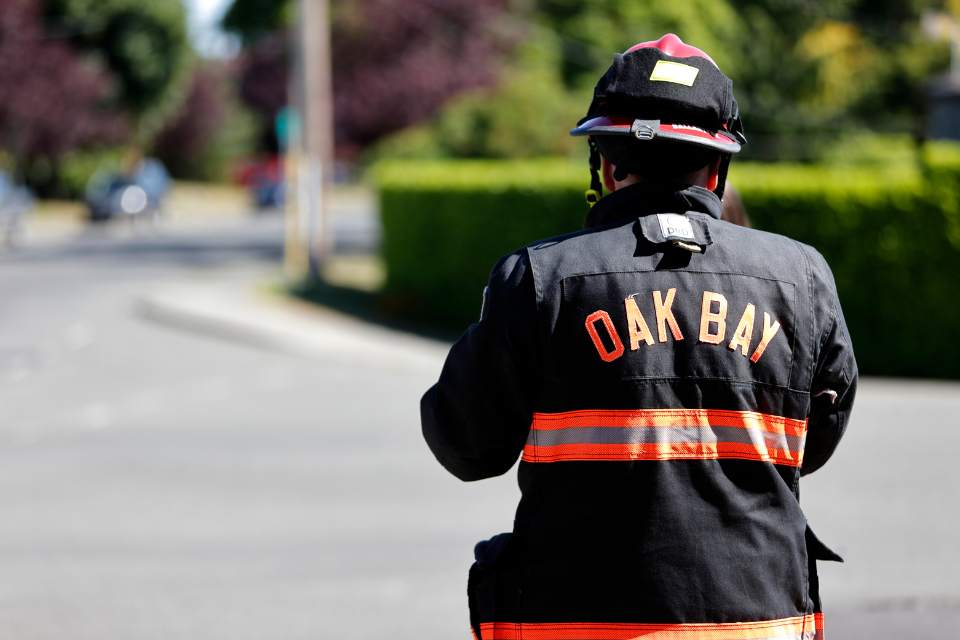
{"left": 285, "top": 0, "right": 334, "bottom": 281}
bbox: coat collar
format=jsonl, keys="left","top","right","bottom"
{"left": 585, "top": 183, "right": 722, "bottom": 229}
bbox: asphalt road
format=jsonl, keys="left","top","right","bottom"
{"left": 0, "top": 211, "right": 958, "bottom": 639}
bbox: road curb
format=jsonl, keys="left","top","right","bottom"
{"left": 136, "top": 281, "right": 447, "bottom": 372}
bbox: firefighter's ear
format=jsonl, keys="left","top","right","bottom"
{"left": 707, "top": 156, "right": 722, "bottom": 192}
{"left": 601, "top": 157, "right": 617, "bottom": 192}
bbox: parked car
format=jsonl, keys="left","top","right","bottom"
{"left": 85, "top": 158, "right": 170, "bottom": 223}
{"left": 0, "top": 171, "right": 33, "bottom": 247}
{"left": 235, "top": 156, "right": 284, "bottom": 210}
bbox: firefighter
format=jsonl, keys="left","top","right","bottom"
{"left": 421, "top": 33, "right": 857, "bottom": 640}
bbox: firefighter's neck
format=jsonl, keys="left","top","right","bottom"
{"left": 601, "top": 157, "right": 719, "bottom": 193}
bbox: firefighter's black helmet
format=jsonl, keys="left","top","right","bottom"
{"left": 572, "top": 34, "right": 746, "bottom": 204}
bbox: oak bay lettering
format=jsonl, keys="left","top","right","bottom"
{"left": 584, "top": 288, "right": 782, "bottom": 364}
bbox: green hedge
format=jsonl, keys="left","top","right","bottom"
{"left": 377, "top": 154, "right": 960, "bottom": 378}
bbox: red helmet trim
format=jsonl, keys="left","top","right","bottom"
{"left": 570, "top": 116, "right": 741, "bottom": 153}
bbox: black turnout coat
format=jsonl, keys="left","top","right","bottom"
{"left": 421, "top": 183, "right": 857, "bottom": 640}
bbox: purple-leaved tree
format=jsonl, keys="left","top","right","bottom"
{"left": 228, "top": 0, "right": 513, "bottom": 158}
{"left": 331, "top": 0, "right": 513, "bottom": 157}
{"left": 153, "top": 64, "right": 230, "bottom": 179}
{"left": 0, "top": 0, "right": 126, "bottom": 189}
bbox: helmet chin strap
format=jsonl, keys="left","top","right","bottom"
{"left": 714, "top": 154, "right": 731, "bottom": 200}
{"left": 585, "top": 138, "right": 603, "bottom": 207}
{"left": 716, "top": 104, "right": 745, "bottom": 201}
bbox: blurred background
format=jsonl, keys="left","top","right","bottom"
{"left": 1, "top": 0, "right": 960, "bottom": 638}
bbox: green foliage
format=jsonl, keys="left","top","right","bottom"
{"left": 921, "top": 141, "right": 960, "bottom": 248}
{"left": 730, "top": 161, "right": 960, "bottom": 378}
{"left": 434, "top": 68, "right": 579, "bottom": 157}
{"left": 376, "top": 159, "right": 584, "bottom": 322}
{"left": 151, "top": 63, "right": 258, "bottom": 182}
{"left": 161, "top": 103, "right": 257, "bottom": 183}
{"left": 533, "top": 0, "right": 832, "bottom": 159}
{"left": 195, "top": 105, "right": 258, "bottom": 182}
{"left": 221, "top": 0, "right": 292, "bottom": 44}
{"left": 818, "top": 132, "right": 920, "bottom": 167}
{"left": 43, "top": 0, "right": 191, "bottom": 137}
{"left": 370, "top": 29, "right": 585, "bottom": 162}
{"left": 366, "top": 126, "right": 447, "bottom": 162}
{"left": 376, "top": 155, "right": 960, "bottom": 378}
{"left": 535, "top": 0, "right": 743, "bottom": 87}
{"left": 375, "top": 1, "right": 949, "bottom": 164}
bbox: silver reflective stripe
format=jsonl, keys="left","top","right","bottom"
{"left": 523, "top": 409, "right": 808, "bottom": 466}
{"left": 528, "top": 425, "right": 804, "bottom": 452}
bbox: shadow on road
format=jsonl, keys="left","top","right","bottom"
{"left": 289, "top": 278, "right": 463, "bottom": 344}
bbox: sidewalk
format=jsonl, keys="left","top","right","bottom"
{"left": 16, "top": 200, "right": 87, "bottom": 244}
{"left": 136, "top": 271, "right": 448, "bottom": 374}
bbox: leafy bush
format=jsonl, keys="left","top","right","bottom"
{"left": 369, "top": 29, "right": 584, "bottom": 163}
{"left": 921, "top": 142, "right": 960, "bottom": 248}
{"left": 377, "top": 154, "right": 960, "bottom": 378}
{"left": 377, "top": 159, "right": 585, "bottom": 323}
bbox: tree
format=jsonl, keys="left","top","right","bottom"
{"left": 535, "top": 0, "right": 744, "bottom": 89}
{"left": 532, "top": 0, "right": 948, "bottom": 160}
{"left": 0, "top": 0, "right": 126, "bottom": 192}
{"left": 221, "top": 0, "right": 949, "bottom": 162}
{"left": 222, "top": 0, "right": 292, "bottom": 45}
{"left": 331, "top": 0, "right": 514, "bottom": 157}
{"left": 43, "top": 0, "right": 191, "bottom": 139}
{"left": 375, "top": 27, "right": 582, "bottom": 160}
{"left": 842, "top": 0, "right": 948, "bottom": 132}
{"left": 152, "top": 63, "right": 256, "bottom": 181}
{"left": 237, "top": 33, "right": 289, "bottom": 128}
{"left": 221, "top": 0, "right": 514, "bottom": 157}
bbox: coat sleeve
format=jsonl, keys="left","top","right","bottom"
{"left": 420, "top": 250, "right": 539, "bottom": 481}
{"left": 801, "top": 247, "right": 858, "bottom": 476}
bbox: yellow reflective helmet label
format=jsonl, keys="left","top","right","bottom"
{"left": 649, "top": 60, "right": 699, "bottom": 86}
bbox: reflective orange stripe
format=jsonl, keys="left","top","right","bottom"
{"left": 479, "top": 613, "right": 822, "bottom": 640}
{"left": 530, "top": 409, "right": 806, "bottom": 438}
{"left": 523, "top": 409, "right": 807, "bottom": 467}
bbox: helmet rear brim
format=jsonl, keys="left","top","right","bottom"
{"left": 570, "top": 117, "right": 742, "bottom": 154}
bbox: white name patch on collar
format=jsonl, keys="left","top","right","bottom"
{"left": 657, "top": 213, "right": 695, "bottom": 241}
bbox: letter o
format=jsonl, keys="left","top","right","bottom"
{"left": 585, "top": 310, "right": 625, "bottom": 363}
